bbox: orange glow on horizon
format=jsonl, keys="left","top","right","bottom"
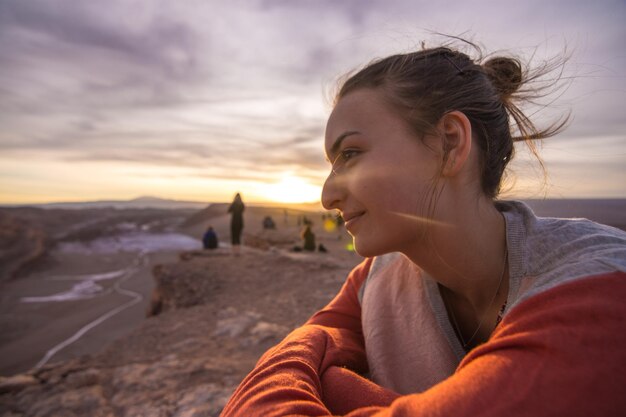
{"left": 261, "top": 174, "right": 322, "bottom": 204}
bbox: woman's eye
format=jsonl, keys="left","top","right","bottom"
{"left": 340, "top": 149, "right": 359, "bottom": 161}
{"left": 331, "top": 149, "right": 360, "bottom": 174}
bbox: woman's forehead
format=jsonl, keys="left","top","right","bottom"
{"left": 326, "top": 90, "right": 386, "bottom": 138}
{"left": 325, "top": 88, "right": 412, "bottom": 147}
{"left": 332, "top": 89, "right": 387, "bottom": 117}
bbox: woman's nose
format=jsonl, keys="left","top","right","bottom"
{"left": 321, "top": 172, "right": 342, "bottom": 211}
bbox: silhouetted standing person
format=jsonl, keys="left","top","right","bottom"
{"left": 228, "top": 193, "right": 245, "bottom": 255}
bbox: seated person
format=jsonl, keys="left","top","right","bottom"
{"left": 202, "top": 226, "right": 218, "bottom": 249}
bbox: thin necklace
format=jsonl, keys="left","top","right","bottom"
{"left": 445, "top": 247, "right": 508, "bottom": 350}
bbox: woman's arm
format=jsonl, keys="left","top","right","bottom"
{"left": 221, "top": 271, "right": 626, "bottom": 417}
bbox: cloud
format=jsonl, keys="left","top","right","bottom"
{"left": 0, "top": 1, "right": 200, "bottom": 73}
{"left": 0, "top": 0, "right": 624, "bottom": 199}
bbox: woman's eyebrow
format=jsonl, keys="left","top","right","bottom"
{"left": 327, "top": 131, "right": 360, "bottom": 161}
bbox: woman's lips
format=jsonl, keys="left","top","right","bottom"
{"left": 343, "top": 211, "right": 365, "bottom": 233}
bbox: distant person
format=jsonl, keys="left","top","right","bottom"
{"left": 302, "top": 225, "right": 316, "bottom": 252}
{"left": 202, "top": 226, "right": 218, "bottom": 250}
{"left": 263, "top": 216, "right": 276, "bottom": 230}
{"left": 291, "top": 225, "right": 316, "bottom": 253}
{"left": 221, "top": 39, "right": 626, "bottom": 417}
{"left": 228, "top": 193, "right": 245, "bottom": 255}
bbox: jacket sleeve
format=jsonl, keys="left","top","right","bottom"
{"left": 221, "top": 271, "right": 626, "bottom": 417}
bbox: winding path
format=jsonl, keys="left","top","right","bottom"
{"left": 35, "top": 253, "right": 148, "bottom": 369}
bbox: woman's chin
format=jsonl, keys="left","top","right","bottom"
{"left": 353, "top": 238, "right": 391, "bottom": 258}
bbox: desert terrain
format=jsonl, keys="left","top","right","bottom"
{"left": 0, "top": 198, "right": 624, "bottom": 416}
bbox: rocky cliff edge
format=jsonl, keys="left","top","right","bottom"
{"left": 0, "top": 247, "right": 359, "bottom": 417}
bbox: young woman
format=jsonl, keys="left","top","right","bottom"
{"left": 220, "top": 44, "right": 626, "bottom": 416}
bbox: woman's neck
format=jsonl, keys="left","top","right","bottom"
{"left": 403, "top": 195, "right": 508, "bottom": 315}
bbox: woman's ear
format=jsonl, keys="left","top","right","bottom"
{"left": 438, "top": 111, "right": 472, "bottom": 177}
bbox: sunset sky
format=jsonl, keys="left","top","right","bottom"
{"left": 1, "top": 0, "right": 624, "bottom": 204}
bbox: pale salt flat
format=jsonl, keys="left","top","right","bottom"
{"left": 58, "top": 232, "right": 201, "bottom": 254}
{"left": 21, "top": 232, "right": 200, "bottom": 303}
{"left": 20, "top": 280, "right": 109, "bottom": 303}
{"left": 45, "top": 269, "right": 128, "bottom": 281}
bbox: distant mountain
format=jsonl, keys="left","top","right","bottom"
{"left": 6, "top": 196, "right": 210, "bottom": 210}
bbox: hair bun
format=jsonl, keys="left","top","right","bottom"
{"left": 483, "top": 57, "right": 523, "bottom": 97}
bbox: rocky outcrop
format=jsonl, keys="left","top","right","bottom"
{"left": 241, "top": 229, "right": 300, "bottom": 251}
{"left": 0, "top": 248, "right": 360, "bottom": 417}
{"left": 0, "top": 212, "right": 49, "bottom": 282}
{"left": 148, "top": 255, "right": 226, "bottom": 316}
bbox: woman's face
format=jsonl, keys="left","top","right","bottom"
{"left": 322, "top": 88, "right": 443, "bottom": 257}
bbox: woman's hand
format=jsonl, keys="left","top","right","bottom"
{"left": 255, "top": 323, "right": 367, "bottom": 377}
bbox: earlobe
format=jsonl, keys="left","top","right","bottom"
{"left": 440, "top": 111, "right": 472, "bottom": 177}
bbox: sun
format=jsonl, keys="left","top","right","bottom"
{"left": 262, "top": 174, "right": 322, "bottom": 204}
